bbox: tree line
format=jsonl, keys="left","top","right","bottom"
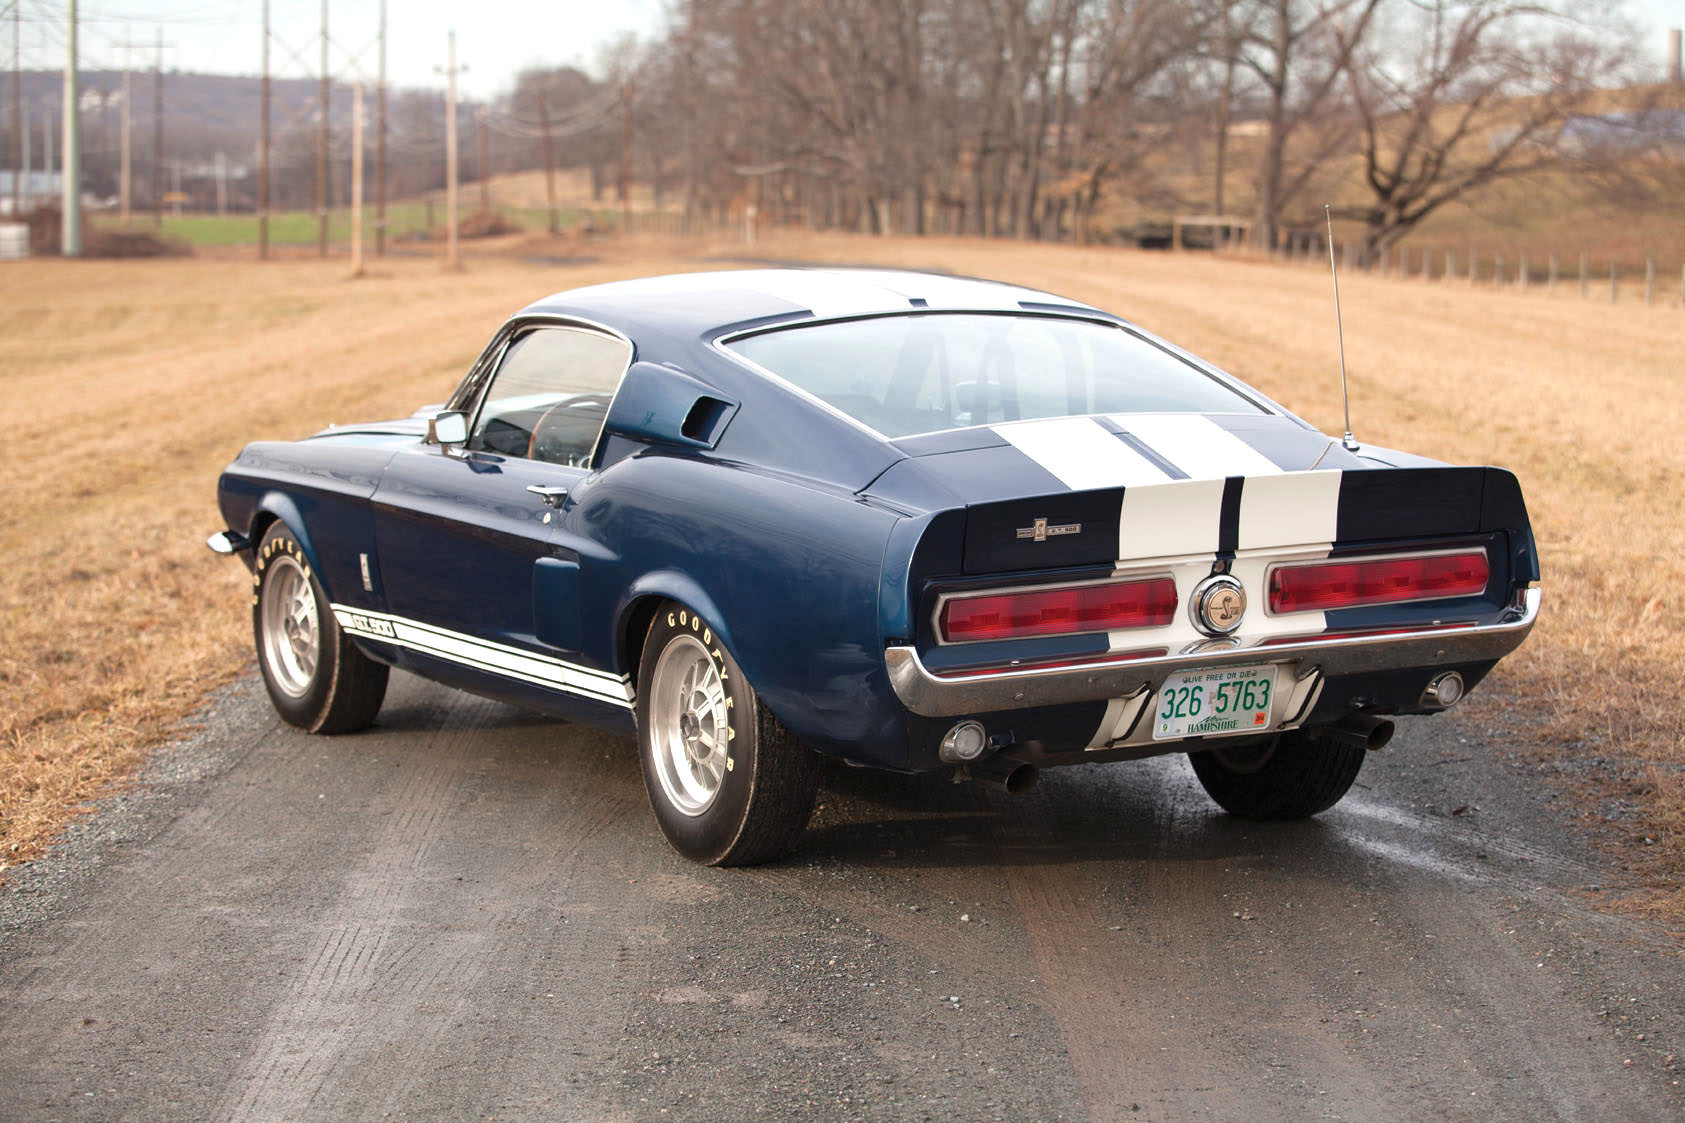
{"left": 512, "top": 0, "right": 1645, "bottom": 259}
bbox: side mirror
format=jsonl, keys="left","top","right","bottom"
{"left": 426, "top": 410, "right": 468, "bottom": 448}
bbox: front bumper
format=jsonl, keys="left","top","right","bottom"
{"left": 885, "top": 587, "right": 1540, "bottom": 719}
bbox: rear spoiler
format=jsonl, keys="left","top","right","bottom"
{"left": 961, "top": 467, "right": 1537, "bottom": 580}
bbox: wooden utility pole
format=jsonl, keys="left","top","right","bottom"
{"left": 259, "top": 0, "right": 270, "bottom": 259}
{"left": 375, "top": 0, "right": 387, "bottom": 255}
{"left": 317, "top": 0, "right": 329, "bottom": 257}
{"left": 475, "top": 104, "right": 488, "bottom": 213}
{"left": 439, "top": 31, "right": 462, "bottom": 270}
{"left": 537, "top": 88, "right": 557, "bottom": 234}
{"left": 61, "top": 0, "right": 81, "bottom": 257}
{"left": 618, "top": 81, "right": 631, "bottom": 235}
{"left": 350, "top": 83, "right": 364, "bottom": 276}
{"left": 109, "top": 30, "right": 166, "bottom": 224}
{"left": 119, "top": 38, "right": 131, "bottom": 221}
{"left": 11, "top": 4, "right": 21, "bottom": 217}
{"left": 1213, "top": 4, "right": 1237, "bottom": 219}
{"left": 152, "top": 27, "right": 163, "bottom": 224}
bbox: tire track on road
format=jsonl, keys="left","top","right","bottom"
{"left": 214, "top": 689, "right": 500, "bottom": 1121}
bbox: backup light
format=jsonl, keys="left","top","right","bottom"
{"left": 939, "top": 720, "right": 990, "bottom": 763}
{"left": 1421, "top": 671, "right": 1466, "bottom": 709}
{"left": 1268, "top": 551, "right": 1489, "bottom": 615}
{"left": 938, "top": 577, "right": 1178, "bottom": 644}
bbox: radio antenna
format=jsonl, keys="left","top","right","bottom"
{"left": 1324, "top": 204, "right": 1358, "bottom": 452}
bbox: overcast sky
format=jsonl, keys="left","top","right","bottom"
{"left": 10, "top": 0, "right": 1685, "bottom": 102}
{"left": 11, "top": 0, "right": 670, "bottom": 100}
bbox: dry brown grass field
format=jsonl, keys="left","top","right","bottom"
{"left": 1, "top": 233, "right": 1680, "bottom": 919}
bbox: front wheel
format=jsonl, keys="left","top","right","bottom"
{"left": 252, "top": 524, "right": 388, "bottom": 734}
{"left": 1187, "top": 731, "right": 1365, "bottom": 820}
{"left": 635, "top": 602, "right": 820, "bottom": 866}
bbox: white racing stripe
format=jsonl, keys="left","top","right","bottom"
{"left": 1237, "top": 470, "right": 1342, "bottom": 550}
{"left": 1118, "top": 477, "right": 1226, "bottom": 560}
{"left": 994, "top": 417, "right": 1170, "bottom": 491}
{"left": 1114, "top": 414, "right": 1284, "bottom": 480}
{"left": 331, "top": 604, "right": 634, "bottom": 708}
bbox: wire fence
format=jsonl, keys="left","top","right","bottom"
{"left": 1233, "top": 234, "right": 1685, "bottom": 309}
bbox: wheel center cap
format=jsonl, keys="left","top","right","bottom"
{"left": 680, "top": 711, "right": 701, "bottom": 748}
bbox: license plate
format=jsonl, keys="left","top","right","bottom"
{"left": 1153, "top": 664, "right": 1277, "bottom": 741}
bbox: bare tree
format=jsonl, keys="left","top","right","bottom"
{"left": 1342, "top": 0, "right": 1634, "bottom": 259}
{"left": 1238, "top": 0, "right": 1381, "bottom": 248}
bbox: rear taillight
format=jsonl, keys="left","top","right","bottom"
{"left": 1267, "top": 550, "right": 1490, "bottom": 614}
{"left": 938, "top": 577, "right": 1178, "bottom": 643}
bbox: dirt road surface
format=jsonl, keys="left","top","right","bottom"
{"left": 2, "top": 670, "right": 1681, "bottom": 1121}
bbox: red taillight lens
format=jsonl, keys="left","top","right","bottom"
{"left": 1268, "top": 551, "right": 1490, "bottom": 614}
{"left": 939, "top": 578, "right": 1178, "bottom": 643}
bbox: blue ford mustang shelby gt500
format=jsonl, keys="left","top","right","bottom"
{"left": 209, "top": 268, "right": 1539, "bottom": 865}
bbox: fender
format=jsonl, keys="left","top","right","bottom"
{"left": 615, "top": 569, "right": 738, "bottom": 679}
{"left": 251, "top": 490, "right": 324, "bottom": 580}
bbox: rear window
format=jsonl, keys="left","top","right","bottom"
{"left": 724, "top": 313, "right": 1264, "bottom": 438}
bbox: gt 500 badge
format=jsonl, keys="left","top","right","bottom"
{"left": 1016, "top": 517, "right": 1081, "bottom": 542}
{"left": 337, "top": 610, "right": 397, "bottom": 639}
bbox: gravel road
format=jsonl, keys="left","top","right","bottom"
{"left": 2, "top": 670, "right": 1681, "bottom": 1121}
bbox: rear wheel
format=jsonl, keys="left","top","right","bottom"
{"left": 635, "top": 602, "right": 820, "bottom": 866}
{"left": 1188, "top": 731, "right": 1365, "bottom": 820}
{"left": 253, "top": 524, "right": 388, "bottom": 734}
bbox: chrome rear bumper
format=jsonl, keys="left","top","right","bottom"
{"left": 884, "top": 588, "right": 1540, "bottom": 719}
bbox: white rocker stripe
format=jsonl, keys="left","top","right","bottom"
{"left": 994, "top": 417, "right": 1171, "bottom": 491}
{"left": 330, "top": 604, "right": 634, "bottom": 708}
{"left": 1113, "top": 414, "right": 1284, "bottom": 480}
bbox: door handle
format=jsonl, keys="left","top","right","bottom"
{"left": 526, "top": 485, "right": 569, "bottom": 508}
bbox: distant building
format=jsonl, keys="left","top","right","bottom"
{"left": 1559, "top": 109, "right": 1685, "bottom": 155}
{"left": 0, "top": 171, "right": 67, "bottom": 215}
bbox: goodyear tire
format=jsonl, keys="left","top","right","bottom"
{"left": 635, "top": 602, "right": 820, "bottom": 866}
{"left": 252, "top": 524, "right": 388, "bottom": 734}
{"left": 1187, "top": 731, "right": 1365, "bottom": 820}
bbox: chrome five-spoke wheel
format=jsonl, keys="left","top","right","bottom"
{"left": 634, "top": 602, "right": 821, "bottom": 866}
{"left": 251, "top": 524, "right": 388, "bottom": 734}
{"left": 260, "top": 553, "right": 319, "bottom": 697}
{"left": 648, "top": 632, "right": 730, "bottom": 815}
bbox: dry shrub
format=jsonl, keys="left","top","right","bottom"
{"left": 23, "top": 205, "right": 60, "bottom": 254}
{"left": 12, "top": 209, "right": 190, "bottom": 258}
{"left": 459, "top": 210, "right": 524, "bottom": 239}
{"left": 87, "top": 227, "right": 193, "bottom": 258}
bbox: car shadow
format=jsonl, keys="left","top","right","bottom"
{"left": 804, "top": 755, "right": 1341, "bottom": 871}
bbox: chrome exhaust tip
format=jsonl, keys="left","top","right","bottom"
{"left": 959, "top": 756, "right": 1039, "bottom": 794}
{"left": 1312, "top": 714, "right": 1395, "bottom": 752}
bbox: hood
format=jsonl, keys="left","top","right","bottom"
{"left": 308, "top": 417, "right": 431, "bottom": 440}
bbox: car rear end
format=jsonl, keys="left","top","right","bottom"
{"left": 714, "top": 292, "right": 1538, "bottom": 780}
{"left": 873, "top": 457, "right": 1538, "bottom": 773}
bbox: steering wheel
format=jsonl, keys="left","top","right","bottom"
{"left": 526, "top": 393, "right": 615, "bottom": 465}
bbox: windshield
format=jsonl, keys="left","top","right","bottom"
{"left": 724, "top": 313, "right": 1265, "bottom": 438}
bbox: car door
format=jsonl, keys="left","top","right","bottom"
{"left": 370, "top": 320, "right": 631, "bottom": 691}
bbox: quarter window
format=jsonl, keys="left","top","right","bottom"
{"left": 469, "top": 325, "right": 631, "bottom": 466}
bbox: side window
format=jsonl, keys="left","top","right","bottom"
{"left": 469, "top": 325, "right": 631, "bottom": 466}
